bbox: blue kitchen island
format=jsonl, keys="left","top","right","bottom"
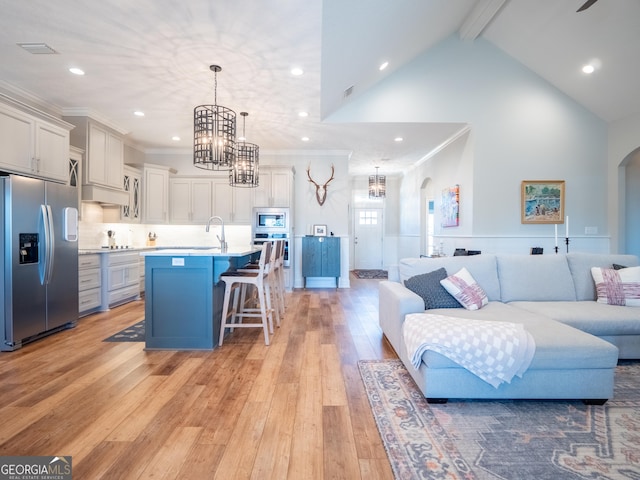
{"left": 141, "top": 246, "right": 260, "bottom": 350}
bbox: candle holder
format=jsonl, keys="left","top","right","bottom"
{"left": 565, "top": 237, "right": 570, "bottom": 253}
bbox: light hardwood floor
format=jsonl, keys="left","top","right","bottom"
{"left": 0, "top": 274, "right": 397, "bottom": 479}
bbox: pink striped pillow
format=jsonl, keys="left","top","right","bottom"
{"left": 440, "top": 267, "right": 488, "bottom": 311}
{"left": 591, "top": 266, "right": 640, "bottom": 306}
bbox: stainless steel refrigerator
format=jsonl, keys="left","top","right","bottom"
{"left": 1, "top": 174, "right": 79, "bottom": 351}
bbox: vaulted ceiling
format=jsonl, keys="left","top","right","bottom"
{"left": 1, "top": 0, "right": 638, "bottom": 176}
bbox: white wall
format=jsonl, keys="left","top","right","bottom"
{"left": 328, "top": 35, "right": 611, "bottom": 255}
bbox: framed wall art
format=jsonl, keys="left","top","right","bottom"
{"left": 441, "top": 185, "right": 460, "bottom": 227}
{"left": 521, "top": 180, "right": 565, "bottom": 224}
{"left": 313, "top": 224, "right": 327, "bottom": 236}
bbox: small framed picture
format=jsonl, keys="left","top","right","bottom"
{"left": 521, "top": 180, "right": 565, "bottom": 224}
{"left": 313, "top": 224, "right": 327, "bottom": 236}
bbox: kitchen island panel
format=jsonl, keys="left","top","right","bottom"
{"left": 145, "top": 256, "right": 215, "bottom": 349}
{"left": 143, "top": 247, "right": 260, "bottom": 350}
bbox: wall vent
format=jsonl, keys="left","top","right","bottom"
{"left": 17, "top": 43, "right": 58, "bottom": 54}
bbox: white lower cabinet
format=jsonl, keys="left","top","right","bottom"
{"left": 104, "top": 251, "right": 140, "bottom": 307}
{"left": 79, "top": 254, "right": 101, "bottom": 316}
{"left": 139, "top": 255, "right": 146, "bottom": 294}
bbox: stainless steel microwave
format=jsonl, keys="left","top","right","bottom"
{"left": 253, "top": 207, "right": 289, "bottom": 232}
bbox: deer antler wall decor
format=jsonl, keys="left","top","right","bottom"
{"left": 306, "top": 164, "right": 335, "bottom": 206}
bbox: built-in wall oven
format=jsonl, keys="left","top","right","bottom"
{"left": 252, "top": 207, "right": 291, "bottom": 267}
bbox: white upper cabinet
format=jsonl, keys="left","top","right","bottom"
{"left": 167, "top": 166, "right": 293, "bottom": 225}
{"left": 121, "top": 165, "right": 142, "bottom": 223}
{"left": 35, "top": 121, "right": 70, "bottom": 182}
{"left": 65, "top": 116, "right": 125, "bottom": 192}
{"left": 86, "top": 122, "right": 123, "bottom": 190}
{"left": 141, "top": 164, "right": 171, "bottom": 224}
{"left": 169, "top": 177, "right": 212, "bottom": 224}
{"left": 212, "top": 177, "right": 234, "bottom": 223}
{"left": 231, "top": 186, "right": 254, "bottom": 223}
{"left": 254, "top": 166, "right": 294, "bottom": 207}
{"left": 211, "top": 176, "right": 254, "bottom": 224}
{"left": 0, "top": 100, "right": 71, "bottom": 183}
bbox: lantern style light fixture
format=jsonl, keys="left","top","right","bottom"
{"left": 230, "top": 112, "right": 259, "bottom": 187}
{"left": 369, "top": 166, "right": 386, "bottom": 198}
{"left": 193, "top": 65, "right": 236, "bottom": 170}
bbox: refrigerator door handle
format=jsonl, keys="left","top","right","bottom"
{"left": 45, "top": 204, "right": 55, "bottom": 284}
{"left": 40, "top": 204, "right": 54, "bottom": 285}
{"left": 39, "top": 204, "right": 48, "bottom": 285}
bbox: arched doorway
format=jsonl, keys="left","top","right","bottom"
{"left": 624, "top": 147, "right": 640, "bottom": 257}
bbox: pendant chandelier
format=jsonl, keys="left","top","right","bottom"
{"left": 230, "top": 112, "right": 259, "bottom": 187}
{"left": 369, "top": 166, "right": 386, "bottom": 198}
{"left": 193, "top": 65, "right": 236, "bottom": 170}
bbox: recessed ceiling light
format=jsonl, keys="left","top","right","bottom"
{"left": 291, "top": 67, "right": 304, "bottom": 76}
{"left": 171, "top": 136, "right": 181, "bottom": 141}
{"left": 133, "top": 111, "right": 145, "bottom": 117}
{"left": 582, "top": 64, "right": 595, "bottom": 74}
{"left": 394, "top": 137, "right": 403, "bottom": 142}
{"left": 379, "top": 61, "right": 389, "bottom": 71}
{"left": 298, "top": 111, "right": 309, "bottom": 117}
{"left": 69, "top": 67, "right": 85, "bottom": 75}
{"left": 301, "top": 136, "right": 310, "bottom": 142}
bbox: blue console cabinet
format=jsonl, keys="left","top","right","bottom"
{"left": 301, "top": 236, "right": 340, "bottom": 288}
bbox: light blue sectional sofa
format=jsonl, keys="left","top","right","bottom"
{"left": 378, "top": 253, "right": 640, "bottom": 403}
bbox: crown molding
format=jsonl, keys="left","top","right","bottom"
{"left": 0, "top": 80, "right": 64, "bottom": 117}
{"left": 61, "top": 107, "right": 129, "bottom": 135}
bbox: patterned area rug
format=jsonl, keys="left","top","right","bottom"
{"left": 358, "top": 359, "right": 640, "bottom": 480}
{"left": 103, "top": 320, "right": 145, "bottom": 342}
{"left": 352, "top": 269, "right": 388, "bottom": 279}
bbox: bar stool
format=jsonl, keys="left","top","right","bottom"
{"left": 218, "top": 242, "right": 274, "bottom": 346}
{"left": 238, "top": 240, "right": 282, "bottom": 328}
{"left": 272, "top": 239, "right": 286, "bottom": 313}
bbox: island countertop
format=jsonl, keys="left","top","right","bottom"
{"left": 140, "top": 246, "right": 260, "bottom": 257}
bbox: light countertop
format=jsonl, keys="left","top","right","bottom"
{"left": 140, "top": 246, "right": 260, "bottom": 257}
{"left": 79, "top": 247, "right": 157, "bottom": 254}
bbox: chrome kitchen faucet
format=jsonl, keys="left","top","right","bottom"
{"left": 205, "top": 216, "right": 227, "bottom": 251}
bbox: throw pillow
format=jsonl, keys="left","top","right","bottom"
{"left": 404, "top": 268, "right": 461, "bottom": 310}
{"left": 591, "top": 266, "right": 640, "bottom": 306}
{"left": 440, "top": 267, "right": 489, "bottom": 311}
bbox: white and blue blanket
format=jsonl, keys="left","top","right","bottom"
{"left": 403, "top": 313, "right": 536, "bottom": 388}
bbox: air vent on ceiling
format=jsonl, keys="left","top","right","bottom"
{"left": 17, "top": 43, "right": 58, "bottom": 54}
{"left": 343, "top": 85, "right": 354, "bottom": 98}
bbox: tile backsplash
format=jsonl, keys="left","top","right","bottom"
{"left": 79, "top": 203, "right": 252, "bottom": 250}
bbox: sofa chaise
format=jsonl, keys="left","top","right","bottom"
{"left": 379, "top": 253, "right": 640, "bottom": 403}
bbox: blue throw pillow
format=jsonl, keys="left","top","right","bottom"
{"left": 404, "top": 267, "right": 461, "bottom": 310}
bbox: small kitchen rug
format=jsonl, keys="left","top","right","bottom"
{"left": 359, "top": 359, "right": 640, "bottom": 480}
{"left": 352, "top": 269, "right": 388, "bottom": 279}
{"left": 103, "top": 320, "right": 145, "bottom": 342}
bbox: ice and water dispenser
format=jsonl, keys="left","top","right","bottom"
{"left": 19, "top": 233, "right": 38, "bottom": 264}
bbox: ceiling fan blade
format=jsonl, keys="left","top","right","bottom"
{"left": 577, "top": 0, "right": 598, "bottom": 12}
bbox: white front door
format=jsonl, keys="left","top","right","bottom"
{"left": 353, "top": 208, "right": 383, "bottom": 269}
